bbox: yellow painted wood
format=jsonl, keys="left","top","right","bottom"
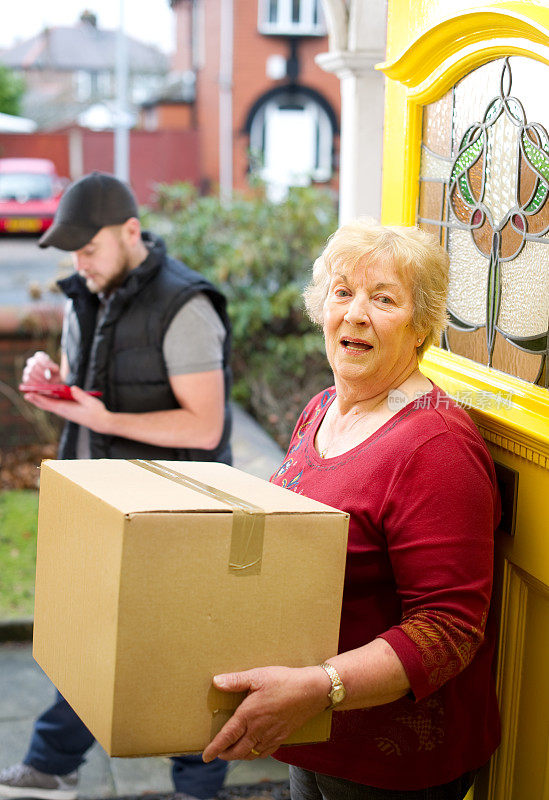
{"left": 380, "top": 6, "right": 549, "bottom": 87}
{"left": 420, "top": 347, "right": 549, "bottom": 458}
{"left": 380, "top": 2, "right": 549, "bottom": 798}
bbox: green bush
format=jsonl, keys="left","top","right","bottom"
{"left": 144, "top": 183, "right": 337, "bottom": 447}
{"left": 0, "top": 65, "right": 25, "bottom": 116}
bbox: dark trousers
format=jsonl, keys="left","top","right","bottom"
{"left": 288, "top": 766, "right": 475, "bottom": 800}
{"left": 24, "top": 691, "right": 227, "bottom": 800}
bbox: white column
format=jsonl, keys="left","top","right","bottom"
{"left": 317, "top": 0, "right": 387, "bottom": 224}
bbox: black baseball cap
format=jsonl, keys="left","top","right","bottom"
{"left": 39, "top": 171, "right": 139, "bottom": 250}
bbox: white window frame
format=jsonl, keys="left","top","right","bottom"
{"left": 249, "top": 93, "right": 333, "bottom": 198}
{"left": 257, "top": 0, "right": 326, "bottom": 37}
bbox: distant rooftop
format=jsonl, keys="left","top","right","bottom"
{"left": 1, "top": 15, "right": 168, "bottom": 74}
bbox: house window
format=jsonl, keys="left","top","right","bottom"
{"left": 249, "top": 90, "right": 334, "bottom": 199}
{"left": 74, "top": 71, "right": 92, "bottom": 101}
{"left": 131, "top": 74, "right": 165, "bottom": 105}
{"left": 97, "top": 71, "right": 112, "bottom": 97}
{"left": 258, "top": 0, "right": 326, "bottom": 36}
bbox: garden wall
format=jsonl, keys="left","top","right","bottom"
{"left": 0, "top": 305, "right": 62, "bottom": 448}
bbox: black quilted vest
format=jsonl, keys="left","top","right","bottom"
{"left": 57, "top": 232, "right": 232, "bottom": 464}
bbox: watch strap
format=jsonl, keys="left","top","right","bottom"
{"left": 319, "top": 661, "right": 346, "bottom": 709}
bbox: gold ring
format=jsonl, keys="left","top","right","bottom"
{"left": 250, "top": 747, "right": 261, "bottom": 756}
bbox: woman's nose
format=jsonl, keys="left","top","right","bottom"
{"left": 344, "top": 296, "right": 371, "bottom": 325}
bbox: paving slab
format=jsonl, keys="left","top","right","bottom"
{"left": 0, "top": 643, "right": 288, "bottom": 795}
{"left": 230, "top": 404, "right": 284, "bottom": 480}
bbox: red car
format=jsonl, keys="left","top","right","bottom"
{"left": 0, "top": 158, "right": 66, "bottom": 234}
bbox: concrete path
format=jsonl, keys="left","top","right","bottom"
{"left": 0, "top": 406, "right": 289, "bottom": 796}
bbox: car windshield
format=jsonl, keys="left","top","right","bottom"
{"left": 0, "top": 172, "right": 53, "bottom": 201}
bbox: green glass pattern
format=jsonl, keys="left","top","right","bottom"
{"left": 522, "top": 133, "right": 549, "bottom": 213}
{"left": 451, "top": 130, "right": 484, "bottom": 183}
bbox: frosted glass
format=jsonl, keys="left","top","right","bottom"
{"left": 484, "top": 113, "right": 520, "bottom": 227}
{"left": 498, "top": 238, "right": 549, "bottom": 337}
{"left": 422, "top": 89, "right": 453, "bottom": 157}
{"left": 452, "top": 60, "right": 502, "bottom": 156}
{"left": 420, "top": 146, "right": 452, "bottom": 181}
{"left": 447, "top": 223, "right": 487, "bottom": 326}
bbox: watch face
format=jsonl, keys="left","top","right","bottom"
{"left": 332, "top": 686, "right": 346, "bottom": 704}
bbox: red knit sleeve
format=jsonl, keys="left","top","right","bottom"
{"left": 377, "top": 428, "right": 499, "bottom": 702}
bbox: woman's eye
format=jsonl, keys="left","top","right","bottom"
{"left": 376, "top": 295, "right": 393, "bottom": 304}
{"left": 334, "top": 288, "right": 350, "bottom": 297}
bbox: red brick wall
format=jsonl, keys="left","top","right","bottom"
{"left": 196, "top": 0, "right": 222, "bottom": 190}
{"left": 149, "top": 105, "right": 194, "bottom": 131}
{"left": 0, "top": 308, "right": 63, "bottom": 447}
{"left": 0, "top": 130, "right": 201, "bottom": 205}
{"left": 81, "top": 129, "right": 201, "bottom": 202}
{"left": 171, "top": 0, "right": 193, "bottom": 72}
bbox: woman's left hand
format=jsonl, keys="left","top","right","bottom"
{"left": 202, "top": 665, "right": 329, "bottom": 762}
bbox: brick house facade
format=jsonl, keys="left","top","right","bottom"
{"left": 169, "top": 0, "right": 341, "bottom": 195}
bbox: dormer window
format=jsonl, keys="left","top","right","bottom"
{"left": 258, "top": 0, "right": 326, "bottom": 36}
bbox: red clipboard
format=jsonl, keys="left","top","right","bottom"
{"left": 19, "top": 384, "right": 103, "bottom": 400}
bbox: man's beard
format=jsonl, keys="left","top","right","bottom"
{"left": 85, "top": 263, "right": 131, "bottom": 295}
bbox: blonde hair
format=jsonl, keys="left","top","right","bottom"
{"left": 304, "top": 218, "right": 449, "bottom": 360}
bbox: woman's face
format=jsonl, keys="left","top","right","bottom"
{"left": 322, "top": 255, "right": 421, "bottom": 394}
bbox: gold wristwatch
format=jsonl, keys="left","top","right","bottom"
{"left": 319, "top": 662, "right": 346, "bottom": 709}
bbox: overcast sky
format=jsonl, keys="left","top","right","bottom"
{"left": 0, "top": 1, "right": 175, "bottom": 54}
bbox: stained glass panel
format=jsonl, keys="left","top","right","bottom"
{"left": 418, "top": 56, "right": 549, "bottom": 387}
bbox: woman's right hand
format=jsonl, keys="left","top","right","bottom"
{"left": 202, "top": 665, "right": 330, "bottom": 763}
{"left": 21, "top": 351, "right": 61, "bottom": 385}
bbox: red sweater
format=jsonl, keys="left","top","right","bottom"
{"left": 271, "top": 385, "right": 501, "bottom": 790}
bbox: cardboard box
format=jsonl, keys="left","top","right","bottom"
{"left": 33, "top": 459, "right": 349, "bottom": 757}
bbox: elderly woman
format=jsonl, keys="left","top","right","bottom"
{"left": 202, "top": 220, "right": 501, "bottom": 800}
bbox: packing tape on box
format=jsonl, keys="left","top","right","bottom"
{"left": 129, "top": 459, "right": 265, "bottom": 576}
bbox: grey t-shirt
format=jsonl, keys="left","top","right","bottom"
{"left": 61, "top": 292, "right": 225, "bottom": 458}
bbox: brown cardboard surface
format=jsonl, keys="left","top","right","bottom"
{"left": 33, "top": 460, "right": 349, "bottom": 757}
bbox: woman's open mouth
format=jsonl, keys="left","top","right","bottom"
{"left": 340, "top": 337, "right": 373, "bottom": 352}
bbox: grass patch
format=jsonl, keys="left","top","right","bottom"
{"left": 0, "top": 490, "right": 38, "bottom": 619}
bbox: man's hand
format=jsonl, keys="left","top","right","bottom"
{"left": 202, "top": 666, "right": 329, "bottom": 763}
{"left": 22, "top": 351, "right": 61, "bottom": 385}
{"left": 24, "top": 386, "right": 112, "bottom": 432}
